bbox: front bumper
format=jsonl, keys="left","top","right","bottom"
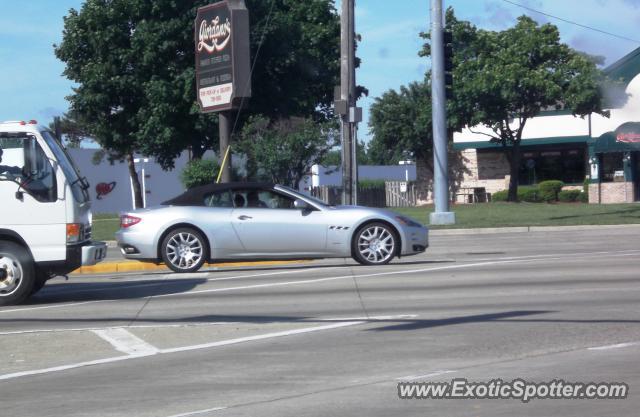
{"left": 402, "top": 226, "right": 429, "bottom": 255}
{"left": 81, "top": 241, "right": 108, "bottom": 266}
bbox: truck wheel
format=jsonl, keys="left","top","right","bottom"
{"left": 30, "top": 270, "right": 51, "bottom": 295}
{"left": 161, "top": 228, "right": 207, "bottom": 273}
{"left": 352, "top": 222, "right": 397, "bottom": 266}
{"left": 0, "top": 241, "right": 35, "bottom": 306}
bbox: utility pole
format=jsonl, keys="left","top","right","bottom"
{"left": 338, "top": 0, "right": 361, "bottom": 205}
{"left": 429, "top": 0, "right": 455, "bottom": 225}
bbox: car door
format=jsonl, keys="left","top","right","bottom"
{"left": 230, "top": 188, "right": 329, "bottom": 257}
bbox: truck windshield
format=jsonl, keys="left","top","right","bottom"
{"left": 40, "top": 130, "right": 90, "bottom": 204}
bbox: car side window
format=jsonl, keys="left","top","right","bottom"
{"left": 231, "top": 189, "right": 295, "bottom": 209}
{"left": 204, "top": 190, "right": 233, "bottom": 207}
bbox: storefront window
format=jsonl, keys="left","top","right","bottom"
{"left": 518, "top": 147, "right": 586, "bottom": 185}
{"left": 600, "top": 153, "right": 624, "bottom": 183}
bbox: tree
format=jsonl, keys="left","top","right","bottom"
{"left": 55, "top": 0, "right": 340, "bottom": 206}
{"left": 321, "top": 141, "right": 371, "bottom": 166}
{"left": 236, "top": 116, "right": 338, "bottom": 189}
{"left": 368, "top": 81, "right": 432, "bottom": 166}
{"left": 442, "top": 13, "right": 609, "bottom": 201}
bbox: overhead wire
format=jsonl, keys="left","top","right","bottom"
{"left": 501, "top": 0, "right": 640, "bottom": 44}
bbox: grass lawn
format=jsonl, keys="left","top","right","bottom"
{"left": 92, "top": 213, "right": 120, "bottom": 242}
{"left": 394, "top": 203, "right": 640, "bottom": 229}
{"left": 90, "top": 203, "right": 640, "bottom": 241}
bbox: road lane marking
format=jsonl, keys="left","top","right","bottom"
{"left": 396, "top": 370, "right": 457, "bottom": 381}
{"left": 588, "top": 341, "right": 640, "bottom": 351}
{"left": 166, "top": 407, "right": 227, "bottom": 417}
{"left": 0, "top": 315, "right": 418, "bottom": 336}
{"left": 92, "top": 328, "right": 159, "bottom": 356}
{"left": 159, "top": 321, "right": 364, "bottom": 354}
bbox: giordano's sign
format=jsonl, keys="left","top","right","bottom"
{"left": 195, "top": 0, "right": 251, "bottom": 113}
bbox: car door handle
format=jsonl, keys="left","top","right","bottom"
{"left": 238, "top": 215, "right": 253, "bottom": 220}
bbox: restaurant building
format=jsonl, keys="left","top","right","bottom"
{"left": 453, "top": 47, "right": 640, "bottom": 204}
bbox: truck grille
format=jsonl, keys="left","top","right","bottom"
{"left": 82, "top": 224, "right": 92, "bottom": 241}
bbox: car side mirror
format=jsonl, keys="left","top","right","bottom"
{"left": 294, "top": 199, "right": 311, "bottom": 210}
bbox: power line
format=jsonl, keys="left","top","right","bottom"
{"left": 501, "top": 0, "right": 640, "bottom": 44}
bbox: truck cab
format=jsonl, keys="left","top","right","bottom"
{"left": 0, "top": 120, "right": 107, "bottom": 305}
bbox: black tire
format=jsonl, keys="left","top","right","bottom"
{"left": 0, "top": 241, "right": 35, "bottom": 306}
{"left": 352, "top": 222, "right": 397, "bottom": 266}
{"left": 161, "top": 228, "right": 207, "bottom": 273}
{"left": 30, "top": 270, "right": 51, "bottom": 295}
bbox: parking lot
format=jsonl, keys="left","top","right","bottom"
{"left": 1, "top": 227, "right": 639, "bottom": 417}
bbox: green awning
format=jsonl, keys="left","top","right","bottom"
{"left": 593, "top": 122, "right": 640, "bottom": 153}
{"left": 453, "top": 135, "right": 591, "bottom": 151}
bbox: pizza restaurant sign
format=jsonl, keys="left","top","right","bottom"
{"left": 616, "top": 132, "right": 640, "bottom": 143}
{"left": 195, "top": 0, "right": 251, "bottom": 113}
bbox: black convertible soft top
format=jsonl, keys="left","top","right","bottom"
{"left": 162, "top": 182, "right": 276, "bottom": 206}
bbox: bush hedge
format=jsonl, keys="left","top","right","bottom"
{"left": 538, "top": 180, "right": 564, "bottom": 202}
{"left": 558, "top": 190, "right": 582, "bottom": 202}
{"left": 180, "top": 159, "right": 220, "bottom": 189}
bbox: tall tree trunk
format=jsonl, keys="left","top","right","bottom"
{"left": 507, "top": 142, "right": 521, "bottom": 202}
{"left": 127, "top": 152, "right": 144, "bottom": 209}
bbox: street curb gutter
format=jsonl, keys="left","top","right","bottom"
{"left": 73, "top": 259, "right": 311, "bottom": 275}
{"left": 430, "top": 223, "right": 640, "bottom": 236}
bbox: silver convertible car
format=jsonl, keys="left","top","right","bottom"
{"left": 115, "top": 183, "right": 428, "bottom": 273}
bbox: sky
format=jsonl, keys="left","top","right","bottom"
{"left": 2, "top": 0, "right": 640, "bottom": 143}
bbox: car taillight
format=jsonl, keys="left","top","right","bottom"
{"left": 120, "top": 215, "right": 142, "bottom": 228}
{"left": 66, "top": 223, "right": 81, "bottom": 243}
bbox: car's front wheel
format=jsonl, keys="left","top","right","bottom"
{"left": 352, "top": 222, "right": 397, "bottom": 265}
{"left": 161, "top": 228, "right": 207, "bottom": 273}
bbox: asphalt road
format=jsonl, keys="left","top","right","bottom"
{"left": 1, "top": 228, "right": 639, "bottom": 417}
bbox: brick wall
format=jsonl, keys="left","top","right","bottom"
{"left": 589, "top": 182, "right": 634, "bottom": 204}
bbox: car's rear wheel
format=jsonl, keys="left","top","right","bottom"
{"left": 352, "top": 222, "right": 397, "bottom": 265}
{"left": 161, "top": 228, "right": 207, "bottom": 273}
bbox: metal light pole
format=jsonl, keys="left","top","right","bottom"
{"left": 429, "top": 0, "right": 455, "bottom": 225}
{"left": 340, "top": 0, "right": 361, "bottom": 205}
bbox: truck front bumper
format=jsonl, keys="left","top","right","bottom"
{"left": 81, "top": 241, "right": 108, "bottom": 266}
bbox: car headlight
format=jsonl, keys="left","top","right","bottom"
{"left": 395, "top": 216, "right": 423, "bottom": 228}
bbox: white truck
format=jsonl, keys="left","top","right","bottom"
{"left": 0, "top": 120, "right": 107, "bottom": 305}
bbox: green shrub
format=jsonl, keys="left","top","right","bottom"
{"left": 558, "top": 190, "right": 582, "bottom": 202}
{"left": 180, "top": 159, "right": 220, "bottom": 189}
{"left": 578, "top": 191, "right": 589, "bottom": 203}
{"left": 491, "top": 187, "right": 539, "bottom": 202}
{"left": 518, "top": 187, "right": 540, "bottom": 202}
{"left": 582, "top": 177, "right": 590, "bottom": 201}
{"left": 358, "top": 179, "right": 386, "bottom": 188}
{"left": 538, "top": 180, "right": 564, "bottom": 202}
{"left": 492, "top": 190, "right": 508, "bottom": 202}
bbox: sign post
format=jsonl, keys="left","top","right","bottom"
{"left": 195, "top": 0, "right": 251, "bottom": 182}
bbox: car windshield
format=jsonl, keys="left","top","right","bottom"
{"left": 275, "top": 185, "right": 330, "bottom": 207}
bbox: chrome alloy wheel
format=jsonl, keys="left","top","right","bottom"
{"left": 165, "top": 232, "right": 204, "bottom": 270}
{"left": 0, "top": 253, "right": 23, "bottom": 297}
{"left": 357, "top": 225, "right": 395, "bottom": 264}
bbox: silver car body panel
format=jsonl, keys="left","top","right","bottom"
{"left": 115, "top": 184, "right": 428, "bottom": 262}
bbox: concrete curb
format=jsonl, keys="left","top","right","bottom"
{"left": 73, "top": 259, "right": 312, "bottom": 275}
{"left": 430, "top": 223, "right": 640, "bottom": 236}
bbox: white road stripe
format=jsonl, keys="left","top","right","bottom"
{"left": 159, "top": 321, "right": 364, "bottom": 354}
{"left": 588, "top": 341, "right": 640, "bottom": 351}
{"left": 91, "top": 328, "right": 159, "bottom": 356}
{"left": 165, "top": 407, "right": 227, "bottom": 417}
{"left": 396, "top": 370, "right": 457, "bottom": 381}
